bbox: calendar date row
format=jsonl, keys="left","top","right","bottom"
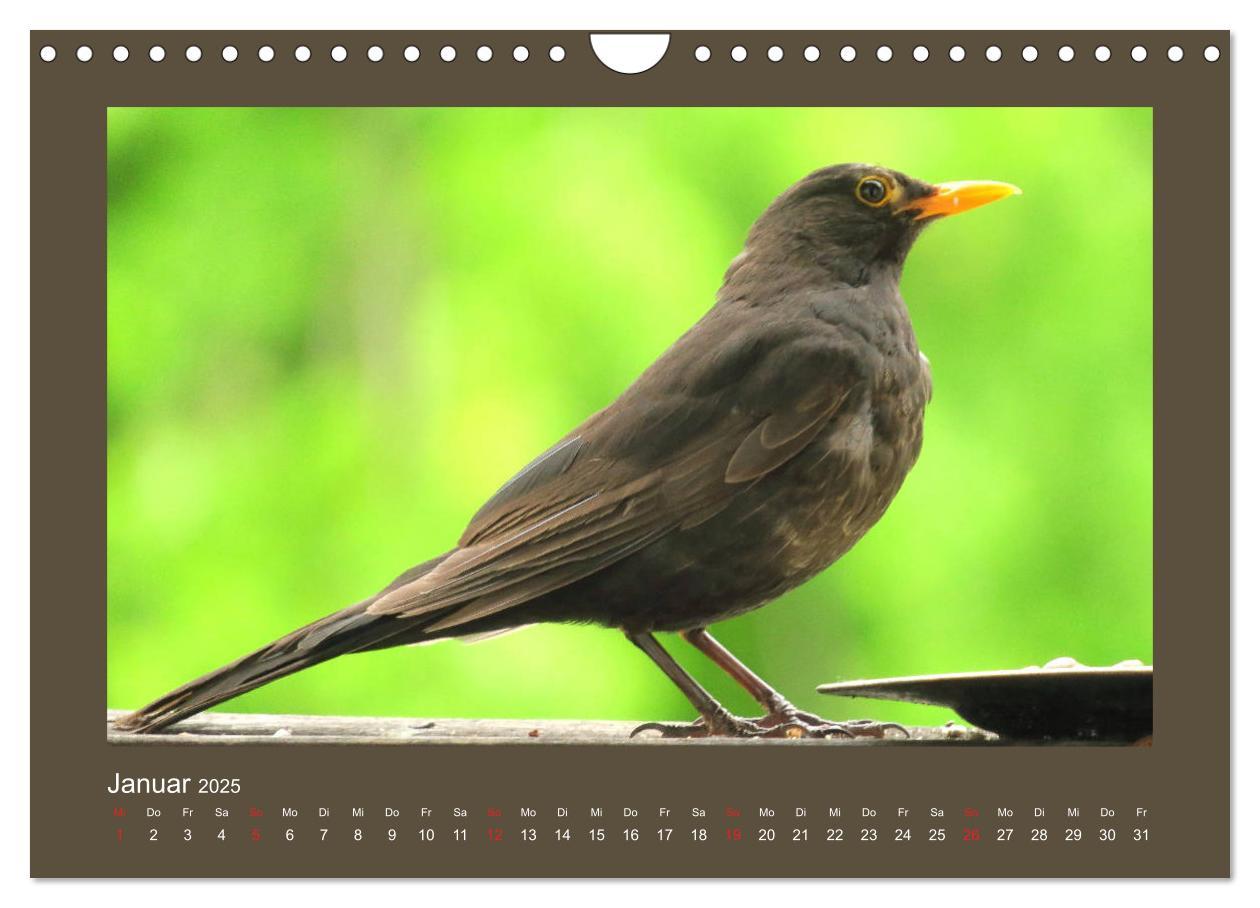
{"left": 123, "top": 824, "right": 1152, "bottom": 845}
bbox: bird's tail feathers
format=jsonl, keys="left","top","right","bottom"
{"left": 114, "top": 601, "right": 395, "bottom": 733}
{"left": 114, "top": 555, "right": 452, "bottom": 734}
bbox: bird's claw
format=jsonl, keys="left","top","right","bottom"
{"left": 630, "top": 718, "right": 712, "bottom": 739}
{"left": 844, "top": 718, "right": 911, "bottom": 739}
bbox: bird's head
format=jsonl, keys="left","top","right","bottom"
{"left": 741, "top": 163, "right": 1020, "bottom": 288}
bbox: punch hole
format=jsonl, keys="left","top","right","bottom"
{"left": 76, "top": 45, "right": 92, "bottom": 62}
{"left": 1130, "top": 45, "right": 1147, "bottom": 62}
{"left": 368, "top": 46, "right": 384, "bottom": 62}
{"left": 258, "top": 45, "right": 275, "bottom": 62}
{"left": 767, "top": 45, "right": 784, "bottom": 62}
{"left": 1095, "top": 45, "right": 1111, "bottom": 62}
{"left": 1058, "top": 46, "right": 1074, "bottom": 62}
{"left": 440, "top": 45, "right": 456, "bottom": 62}
{"left": 549, "top": 45, "right": 565, "bottom": 62}
{"left": 331, "top": 45, "right": 348, "bottom": 62}
{"left": 1021, "top": 46, "right": 1038, "bottom": 62}
{"left": 912, "top": 45, "right": 929, "bottom": 62}
{"left": 149, "top": 46, "right": 166, "bottom": 62}
{"left": 39, "top": 45, "right": 56, "bottom": 62}
{"left": 876, "top": 45, "right": 893, "bottom": 62}
{"left": 839, "top": 46, "right": 856, "bottom": 62}
{"left": 1167, "top": 45, "right": 1183, "bottom": 62}
{"left": 731, "top": 45, "right": 748, "bottom": 62}
{"left": 589, "top": 34, "right": 666, "bottom": 73}
{"left": 404, "top": 46, "right": 420, "bottom": 62}
{"left": 695, "top": 45, "right": 711, "bottom": 62}
{"left": 513, "top": 46, "right": 528, "bottom": 62}
{"left": 803, "top": 45, "right": 820, "bottom": 62}
{"left": 1203, "top": 45, "right": 1220, "bottom": 62}
{"left": 185, "top": 46, "right": 202, "bottom": 62}
{"left": 113, "top": 46, "right": 129, "bottom": 63}
{"left": 985, "top": 45, "right": 1002, "bottom": 62}
{"left": 295, "top": 46, "right": 311, "bottom": 62}
{"left": 222, "top": 45, "right": 239, "bottom": 62}
{"left": 476, "top": 46, "right": 492, "bottom": 62}
{"left": 949, "top": 45, "right": 965, "bottom": 62}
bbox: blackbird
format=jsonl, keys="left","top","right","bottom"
{"left": 116, "top": 163, "right": 1018, "bottom": 739}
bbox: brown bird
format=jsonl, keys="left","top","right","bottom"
{"left": 115, "top": 164, "right": 1018, "bottom": 738}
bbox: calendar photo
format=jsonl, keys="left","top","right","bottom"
{"left": 105, "top": 105, "right": 1153, "bottom": 745}
{"left": 29, "top": 27, "right": 1231, "bottom": 881}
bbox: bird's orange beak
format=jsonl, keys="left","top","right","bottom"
{"left": 899, "top": 180, "right": 1021, "bottom": 221}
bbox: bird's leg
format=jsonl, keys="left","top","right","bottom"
{"left": 625, "top": 632, "right": 769, "bottom": 739}
{"left": 680, "top": 628, "right": 793, "bottom": 718}
{"left": 681, "top": 628, "right": 907, "bottom": 739}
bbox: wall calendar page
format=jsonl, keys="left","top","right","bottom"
{"left": 27, "top": 24, "right": 1230, "bottom": 883}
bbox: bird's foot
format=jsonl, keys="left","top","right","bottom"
{"left": 630, "top": 708, "right": 779, "bottom": 739}
{"left": 757, "top": 706, "right": 910, "bottom": 740}
{"left": 630, "top": 707, "right": 907, "bottom": 740}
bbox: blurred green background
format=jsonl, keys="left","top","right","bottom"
{"left": 107, "top": 107, "right": 1152, "bottom": 728}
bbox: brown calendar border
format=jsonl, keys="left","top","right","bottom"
{"left": 29, "top": 30, "right": 1230, "bottom": 878}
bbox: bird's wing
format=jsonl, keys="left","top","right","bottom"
{"left": 366, "top": 314, "right": 862, "bottom": 632}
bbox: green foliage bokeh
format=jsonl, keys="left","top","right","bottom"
{"left": 107, "top": 107, "right": 1152, "bottom": 727}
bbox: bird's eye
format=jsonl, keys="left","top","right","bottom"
{"left": 856, "top": 176, "right": 891, "bottom": 207}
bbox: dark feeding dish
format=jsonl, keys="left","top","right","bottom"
{"left": 817, "top": 658, "right": 1152, "bottom": 743}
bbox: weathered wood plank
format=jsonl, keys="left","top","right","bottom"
{"left": 106, "top": 710, "right": 998, "bottom": 746}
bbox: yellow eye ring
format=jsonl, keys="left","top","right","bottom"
{"left": 855, "top": 176, "right": 893, "bottom": 208}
